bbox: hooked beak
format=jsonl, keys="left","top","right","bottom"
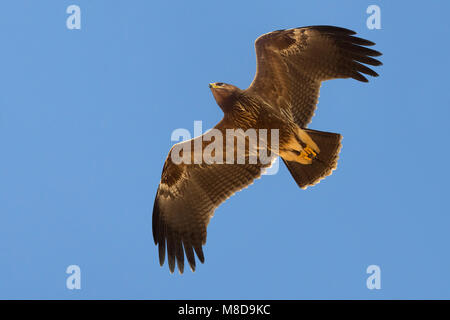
{"left": 209, "top": 83, "right": 219, "bottom": 89}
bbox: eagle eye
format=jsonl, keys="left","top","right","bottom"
{"left": 216, "top": 82, "right": 224, "bottom": 86}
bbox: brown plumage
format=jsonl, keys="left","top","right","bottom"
{"left": 152, "top": 25, "right": 382, "bottom": 273}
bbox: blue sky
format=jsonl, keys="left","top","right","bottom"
{"left": 1, "top": 0, "right": 449, "bottom": 299}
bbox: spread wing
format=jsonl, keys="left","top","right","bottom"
{"left": 152, "top": 124, "right": 272, "bottom": 274}
{"left": 246, "top": 25, "right": 382, "bottom": 127}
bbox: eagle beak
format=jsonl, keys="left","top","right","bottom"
{"left": 209, "top": 83, "right": 219, "bottom": 89}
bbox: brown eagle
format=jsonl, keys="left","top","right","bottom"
{"left": 152, "top": 26, "right": 382, "bottom": 273}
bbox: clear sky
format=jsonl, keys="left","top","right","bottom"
{"left": 1, "top": 0, "right": 450, "bottom": 299}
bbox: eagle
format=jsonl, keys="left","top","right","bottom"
{"left": 152, "top": 26, "right": 382, "bottom": 274}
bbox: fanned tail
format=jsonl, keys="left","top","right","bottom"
{"left": 283, "top": 129, "right": 342, "bottom": 189}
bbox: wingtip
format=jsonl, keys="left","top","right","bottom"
{"left": 152, "top": 193, "right": 160, "bottom": 244}
{"left": 307, "top": 25, "right": 357, "bottom": 35}
{"left": 351, "top": 72, "right": 369, "bottom": 82}
{"left": 195, "top": 247, "right": 205, "bottom": 264}
{"left": 371, "top": 50, "right": 383, "bottom": 57}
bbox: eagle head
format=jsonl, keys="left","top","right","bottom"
{"left": 209, "top": 82, "right": 241, "bottom": 112}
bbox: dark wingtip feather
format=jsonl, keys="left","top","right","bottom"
{"left": 167, "top": 230, "right": 176, "bottom": 273}
{"left": 152, "top": 194, "right": 160, "bottom": 245}
{"left": 353, "top": 62, "right": 379, "bottom": 77}
{"left": 345, "top": 35, "right": 375, "bottom": 46}
{"left": 307, "top": 25, "right": 356, "bottom": 35}
{"left": 340, "top": 42, "right": 382, "bottom": 57}
{"left": 365, "top": 48, "right": 382, "bottom": 57}
{"left": 184, "top": 242, "right": 196, "bottom": 272}
{"left": 194, "top": 243, "right": 205, "bottom": 263}
{"left": 174, "top": 233, "right": 185, "bottom": 274}
{"left": 351, "top": 72, "right": 369, "bottom": 82}
{"left": 153, "top": 193, "right": 168, "bottom": 268}
{"left": 350, "top": 54, "right": 382, "bottom": 66}
{"left": 158, "top": 239, "right": 166, "bottom": 267}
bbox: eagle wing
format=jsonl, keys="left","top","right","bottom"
{"left": 152, "top": 124, "right": 272, "bottom": 274}
{"left": 246, "top": 25, "right": 382, "bottom": 127}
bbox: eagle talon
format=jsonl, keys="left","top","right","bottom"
{"left": 300, "top": 146, "right": 317, "bottom": 161}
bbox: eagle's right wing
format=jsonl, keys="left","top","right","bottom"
{"left": 246, "top": 26, "right": 382, "bottom": 127}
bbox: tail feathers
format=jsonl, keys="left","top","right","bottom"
{"left": 283, "top": 129, "right": 342, "bottom": 189}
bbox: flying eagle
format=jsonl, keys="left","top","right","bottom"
{"left": 152, "top": 26, "right": 382, "bottom": 273}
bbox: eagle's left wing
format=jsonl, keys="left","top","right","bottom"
{"left": 153, "top": 126, "right": 272, "bottom": 274}
{"left": 246, "top": 25, "right": 382, "bottom": 127}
